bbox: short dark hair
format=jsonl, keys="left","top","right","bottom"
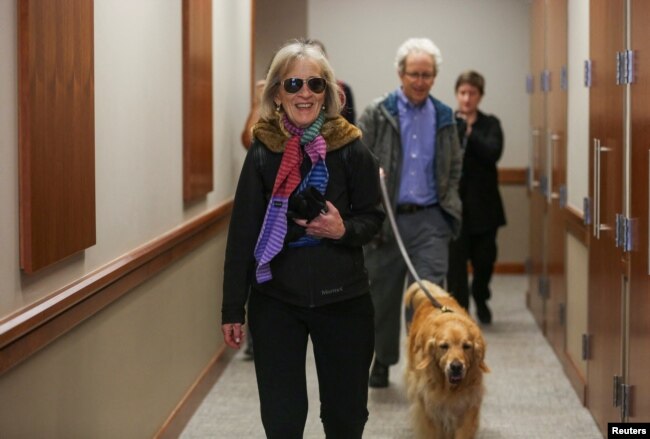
{"left": 455, "top": 70, "right": 485, "bottom": 95}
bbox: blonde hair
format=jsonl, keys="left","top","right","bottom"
{"left": 260, "top": 39, "right": 342, "bottom": 120}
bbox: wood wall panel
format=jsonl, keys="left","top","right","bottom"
{"left": 18, "top": 0, "right": 96, "bottom": 273}
{"left": 545, "top": 0, "right": 568, "bottom": 364}
{"left": 527, "top": 0, "right": 547, "bottom": 332}
{"left": 183, "top": 0, "right": 214, "bottom": 202}
{"left": 587, "top": 0, "right": 626, "bottom": 432}
{"left": 498, "top": 167, "right": 527, "bottom": 185}
{"left": 628, "top": 0, "right": 650, "bottom": 421}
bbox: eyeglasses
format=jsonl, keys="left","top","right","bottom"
{"left": 281, "top": 77, "right": 327, "bottom": 94}
{"left": 403, "top": 71, "right": 435, "bottom": 81}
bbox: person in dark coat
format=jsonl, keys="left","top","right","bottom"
{"left": 447, "top": 70, "right": 506, "bottom": 324}
{"left": 222, "top": 39, "right": 384, "bottom": 438}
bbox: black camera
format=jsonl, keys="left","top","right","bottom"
{"left": 287, "top": 186, "right": 328, "bottom": 222}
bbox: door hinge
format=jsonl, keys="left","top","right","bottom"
{"left": 559, "top": 185, "right": 567, "bottom": 209}
{"left": 583, "top": 197, "right": 592, "bottom": 225}
{"left": 625, "top": 50, "right": 635, "bottom": 84}
{"left": 560, "top": 65, "right": 568, "bottom": 91}
{"left": 582, "top": 333, "right": 591, "bottom": 360}
{"left": 617, "top": 50, "right": 635, "bottom": 85}
{"left": 540, "top": 70, "right": 550, "bottom": 93}
{"left": 526, "top": 74, "right": 534, "bottom": 94}
{"left": 615, "top": 215, "right": 636, "bottom": 252}
{"left": 524, "top": 257, "right": 532, "bottom": 274}
{"left": 558, "top": 303, "right": 566, "bottom": 326}
{"left": 621, "top": 384, "right": 633, "bottom": 419}
{"left": 584, "top": 59, "right": 592, "bottom": 88}
{"left": 540, "top": 174, "right": 548, "bottom": 197}
{"left": 538, "top": 276, "right": 550, "bottom": 299}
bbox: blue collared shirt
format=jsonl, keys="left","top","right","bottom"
{"left": 396, "top": 88, "right": 437, "bottom": 205}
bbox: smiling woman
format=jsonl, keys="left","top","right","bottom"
{"left": 221, "top": 39, "right": 385, "bottom": 438}
{"left": 275, "top": 61, "right": 327, "bottom": 128}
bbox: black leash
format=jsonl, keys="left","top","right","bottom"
{"left": 377, "top": 169, "right": 452, "bottom": 323}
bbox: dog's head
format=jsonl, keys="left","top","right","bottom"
{"left": 413, "top": 314, "right": 489, "bottom": 386}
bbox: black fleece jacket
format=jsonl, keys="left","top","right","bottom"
{"left": 222, "top": 115, "right": 385, "bottom": 324}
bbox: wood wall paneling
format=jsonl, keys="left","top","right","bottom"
{"left": 587, "top": 0, "right": 626, "bottom": 432}
{"left": 18, "top": 0, "right": 96, "bottom": 273}
{"left": 628, "top": 0, "right": 650, "bottom": 421}
{"left": 529, "top": 0, "right": 592, "bottom": 405}
{"left": 545, "top": 0, "right": 568, "bottom": 363}
{"left": 183, "top": 0, "right": 214, "bottom": 202}
{"left": 497, "top": 168, "right": 527, "bottom": 185}
{"left": 527, "top": 0, "right": 548, "bottom": 332}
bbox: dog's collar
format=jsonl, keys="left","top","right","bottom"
{"left": 405, "top": 299, "right": 454, "bottom": 334}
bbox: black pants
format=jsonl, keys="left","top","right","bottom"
{"left": 248, "top": 291, "right": 375, "bottom": 439}
{"left": 447, "top": 228, "right": 498, "bottom": 310}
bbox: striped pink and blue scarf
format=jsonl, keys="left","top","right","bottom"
{"left": 254, "top": 112, "right": 328, "bottom": 283}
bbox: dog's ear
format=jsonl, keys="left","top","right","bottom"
{"left": 473, "top": 335, "right": 490, "bottom": 373}
{"left": 415, "top": 339, "right": 435, "bottom": 370}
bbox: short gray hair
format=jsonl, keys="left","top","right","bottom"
{"left": 260, "top": 39, "right": 342, "bottom": 120}
{"left": 394, "top": 38, "right": 443, "bottom": 76}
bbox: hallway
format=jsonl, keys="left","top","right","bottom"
{"left": 180, "top": 275, "right": 602, "bottom": 438}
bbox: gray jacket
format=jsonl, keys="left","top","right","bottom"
{"left": 358, "top": 90, "right": 463, "bottom": 241}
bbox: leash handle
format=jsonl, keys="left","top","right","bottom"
{"left": 378, "top": 168, "right": 445, "bottom": 310}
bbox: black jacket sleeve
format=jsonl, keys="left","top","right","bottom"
{"left": 222, "top": 144, "right": 268, "bottom": 324}
{"left": 466, "top": 113, "right": 503, "bottom": 165}
{"left": 335, "top": 140, "right": 385, "bottom": 247}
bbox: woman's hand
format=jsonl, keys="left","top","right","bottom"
{"left": 222, "top": 323, "right": 245, "bottom": 349}
{"left": 293, "top": 201, "right": 345, "bottom": 240}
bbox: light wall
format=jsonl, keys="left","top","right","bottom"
{"left": 566, "top": 232, "right": 588, "bottom": 379}
{"left": 567, "top": 0, "right": 590, "bottom": 214}
{"left": 308, "top": 0, "right": 531, "bottom": 168}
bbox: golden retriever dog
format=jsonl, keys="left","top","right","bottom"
{"left": 404, "top": 280, "right": 489, "bottom": 439}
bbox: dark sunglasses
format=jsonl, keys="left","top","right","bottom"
{"left": 282, "top": 77, "right": 327, "bottom": 94}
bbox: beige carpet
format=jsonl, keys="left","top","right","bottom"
{"left": 180, "top": 275, "right": 602, "bottom": 438}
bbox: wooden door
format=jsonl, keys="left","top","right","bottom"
{"left": 628, "top": 0, "right": 650, "bottom": 422}
{"left": 528, "top": 0, "right": 548, "bottom": 332}
{"left": 544, "top": 0, "right": 568, "bottom": 357}
{"left": 587, "top": 0, "right": 626, "bottom": 432}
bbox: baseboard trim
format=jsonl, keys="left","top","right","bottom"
{"left": 494, "top": 262, "right": 526, "bottom": 274}
{"left": 498, "top": 167, "right": 527, "bottom": 185}
{"left": 155, "top": 346, "right": 236, "bottom": 439}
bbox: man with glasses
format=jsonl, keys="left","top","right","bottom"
{"left": 358, "top": 37, "right": 463, "bottom": 388}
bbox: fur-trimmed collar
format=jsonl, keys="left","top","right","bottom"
{"left": 252, "top": 113, "right": 361, "bottom": 153}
